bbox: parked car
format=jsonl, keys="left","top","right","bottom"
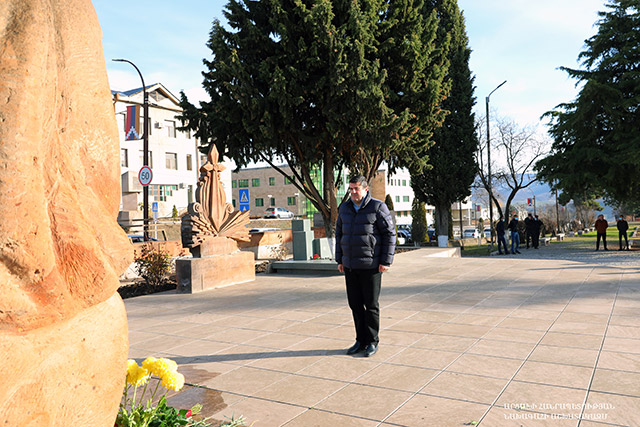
{"left": 427, "top": 227, "right": 436, "bottom": 241}
{"left": 264, "top": 207, "right": 294, "bottom": 219}
{"left": 397, "top": 229, "right": 411, "bottom": 245}
{"left": 462, "top": 228, "right": 480, "bottom": 238}
{"left": 484, "top": 228, "right": 492, "bottom": 238}
{"left": 249, "top": 227, "right": 279, "bottom": 233}
{"left": 127, "top": 234, "right": 159, "bottom": 243}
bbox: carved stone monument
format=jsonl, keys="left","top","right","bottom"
{"left": 178, "top": 146, "right": 254, "bottom": 292}
{"left": 0, "top": 0, "right": 133, "bottom": 424}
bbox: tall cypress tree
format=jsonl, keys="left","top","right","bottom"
{"left": 537, "top": 0, "right": 640, "bottom": 207}
{"left": 410, "top": 0, "right": 478, "bottom": 243}
{"left": 178, "top": 0, "right": 450, "bottom": 237}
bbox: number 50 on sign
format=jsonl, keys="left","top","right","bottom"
{"left": 138, "top": 166, "right": 153, "bottom": 187}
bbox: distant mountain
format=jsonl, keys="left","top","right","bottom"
{"left": 472, "top": 174, "right": 616, "bottom": 219}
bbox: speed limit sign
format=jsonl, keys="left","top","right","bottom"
{"left": 138, "top": 166, "right": 153, "bottom": 187}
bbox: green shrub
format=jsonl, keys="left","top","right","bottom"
{"left": 384, "top": 194, "right": 395, "bottom": 212}
{"left": 135, "top": 244, "right": 171, "bottom": 287}
{"left": 411, "top": 199, "right": 427, "bottom": 243}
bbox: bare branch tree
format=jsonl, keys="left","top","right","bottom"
{"left": 476, "top": 116, "right": 550, "bottom": 220}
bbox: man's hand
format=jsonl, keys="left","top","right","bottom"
{"left": 379, "top": 264, "right": 390, "bottom": 273}
{"left": 338, "top": 264, "right": 344, "bottom": 273}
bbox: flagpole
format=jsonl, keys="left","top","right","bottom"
{"left": 113, "top": 59, "right": 150, "bottom": 241}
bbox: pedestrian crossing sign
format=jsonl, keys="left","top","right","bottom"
{"left": 238, "top": 188, "right": 250, "bottom": 211}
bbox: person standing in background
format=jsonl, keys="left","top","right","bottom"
{"left": 617, "top": 215, "right": 629, "bottom": 250}
{"left": 496, "top": 216, "right": 508, "bottom": 255}
{"left": 507, "top": 215, "right": 521, "bottom": 254}
{"left": 594, "top": 214, "right": 609, "bottom": 251}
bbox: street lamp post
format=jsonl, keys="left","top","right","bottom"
{"left": 486, "top": 80, "right": 507, "bottom": 253}
{"left": 113, "top": 58, "right": 150, "bottom": 241}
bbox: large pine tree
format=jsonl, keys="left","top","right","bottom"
{"left": 536, "top": 0, "right": 640, "bottom": 208}
{"left": 178, "top": 0, "right": 450, "bottom": 237}
{"left": 410, "top": 0, "right": 478, "bottom": 244}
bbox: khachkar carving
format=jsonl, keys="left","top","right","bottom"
{"left": 181, "top": 145, "right": 250, "bottom": 255}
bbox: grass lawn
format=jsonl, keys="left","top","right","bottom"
{"left": 459, "top": 221, "right": 639, "bottom": 257}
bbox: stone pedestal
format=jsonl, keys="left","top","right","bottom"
{"left": 292, "top": 219, "right": 313, "bottom": 260}
{"left": 176, "top": 237, "right": 255, "bottom": 293}
{"left": 312, "top": 237, "right": 332, "bottom": 258}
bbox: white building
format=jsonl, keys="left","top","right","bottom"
{"left": 114, "top": 83, "right": 203, "bottom": 221}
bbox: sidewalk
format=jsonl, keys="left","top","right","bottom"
{"left": 126, "top": 247, "right": 640, "bottom": 426}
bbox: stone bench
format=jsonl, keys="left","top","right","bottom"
{"left": 541, "top": 237, "right": 552, "bottom": 246}
{"left": 556, "top": 233, "right": 565, "bottom": 241}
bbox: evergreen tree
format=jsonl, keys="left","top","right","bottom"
{"left": 537, "top": 0, "right": 640, "bottom": 207}
{"left": 410, "top": 0, "right": 477, "bottom": 244}
{"left": 178, "top": 0, "right": 450, "bottom": 237}
{"left": 411, "top": 198, "right": 427, "bottom": 243}
{"left": 384, "top": 194, "right": 395, "bottom": 212}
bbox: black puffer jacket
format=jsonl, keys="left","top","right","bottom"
{"left": 335, "top": 192, "right": 396, "bottom": 269}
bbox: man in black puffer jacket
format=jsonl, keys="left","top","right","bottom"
{"left": 335, "top": 176, "right": 396, "bottom": 357}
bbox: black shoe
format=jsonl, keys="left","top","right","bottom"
{"left": 346, "top": 341, "right": 365, "bottom": 355}
{"left": 516, "top": 250, "right": 521, "bottom": 254}
{"left": 498, "top": 252, "right": 504, "bottom": 255}
{"left": 364, "top": 343, "right": 378, "bottom": 357}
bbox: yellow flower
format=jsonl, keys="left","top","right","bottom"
{"left": 142, "top": 357, "right": 178, "bottom": 378}
{"left": 161, "top": 371, "right": 185, "bottom": 391}
{"left": 126, "top": 360, "right": 149, "bottom": 386}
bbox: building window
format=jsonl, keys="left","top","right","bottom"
{"left": 269, "top": 177, "right": 275, "bottom": 186}
{"left": 165, "top": 120, "right": 176, "bottom": 138}
{"left": 403, "top": 196, "right": 410, "bottom": 202}
{"left": 120, "top": 149, "right": 128, "bottom": 167}
{"left": 287, "top": 197, "right": 296, "bottom": 206}
{"left": 232, "top": 180, "right": 237, "bottom": 188}
{"left": 186, "top": 154, "right": 193, "bottom": 171}
{"left": 165, "top": 152, "right": 177, "bottom": 170}
{"left": 284, "top": 176, "right": 292, "bottom": 185}
{"left": 402, "top": 179, "right": 407, "bottom": 186}
{"left": 395, "top": 196, "right": 400, "bottom": 203}
{"left": 139, "top": 150, "right": 153, "bottom": 168}
{"left": 252, "top": 178, "right": 260, "bottom": 187}
{"left": 256, "top": 198, "right": 264, "bottom": 207}
{"left": 238, "top": 179, "right": 249, "bottom": 188}
{"left": 270, "top": 198, "right": 276, "bottom": 206}
{"left": 149, "top": 184, "right": 178, "bottom": 202}
{"left": 200, "top": 154, "right": 206, "bottom": 167}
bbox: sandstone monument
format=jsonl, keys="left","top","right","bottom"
{"left": 178, "top": 145, "right": 254, "bottom": 292}
{"left": 0, "top": 0, "right": 133, "bottom": 425}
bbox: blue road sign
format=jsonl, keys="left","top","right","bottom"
{"left": 238, "top": 188, "right": 250, "bottom": 211}
{"left": 152, "top": 202, "right": 159, "bottom": 212}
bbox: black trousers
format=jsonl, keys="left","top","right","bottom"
{"left": 596, "top": 232, "right": 608, "bottom": 250}
{"left": 344, "top": 268, "right": 381, "bottom": 346}
{"left": 619, "top": 231, "right": 629, "bottom": 249}
{"left": 532, "top": 233, "right": 540, "bottom": 248}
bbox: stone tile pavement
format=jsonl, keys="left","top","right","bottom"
{"left": 125, "top": 247, "right": 640, "bottom": 426}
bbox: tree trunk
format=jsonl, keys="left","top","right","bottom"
{"left": 322, "top": 151, "right": 338, "bottom": 239}
{"left": 434, "top": 202, "right": 450, "bottom": 248}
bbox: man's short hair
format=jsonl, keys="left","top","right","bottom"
{"left": 349, "top": 176, "right": 368, "bottom": 188}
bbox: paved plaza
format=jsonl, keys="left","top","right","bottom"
{"left": 126, "top": 245, "right": 640, "bottom": 426}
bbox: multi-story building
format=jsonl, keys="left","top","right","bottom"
{"left": 114, "top": 83, "right": 232, "bottom": 221}
{"left": 230, "top": 164, "right": 436, "bottom": 226}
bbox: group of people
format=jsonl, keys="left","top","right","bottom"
{"left": 594, "top": 214, "right": 631, "bottom": 251}
{"left": 494, "top": 213, "right": 543, "bottom": 255}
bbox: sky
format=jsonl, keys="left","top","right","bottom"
{"left": 95, "top": 0, "right": 607, "bottom": 132}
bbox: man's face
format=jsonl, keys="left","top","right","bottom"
{"left": 348, "top": 182, "right": 368, "bottom": 204}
